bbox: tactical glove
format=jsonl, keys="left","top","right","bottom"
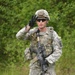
{"left": 29, "top": 15, "right": 36, "bottom": 27}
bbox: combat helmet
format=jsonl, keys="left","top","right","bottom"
{"left": 35, "top": 9, "right": 50, "bottom": 20}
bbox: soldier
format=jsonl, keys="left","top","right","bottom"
{"left": 16, "top": 9, "right": 62, "bottom": 75}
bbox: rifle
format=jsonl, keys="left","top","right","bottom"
{"left": 30, "top": 31, "right": 49, "bottom": 75}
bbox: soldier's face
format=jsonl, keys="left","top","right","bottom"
{"left": 36, "top": 18, "right": 48, "bottom": 29}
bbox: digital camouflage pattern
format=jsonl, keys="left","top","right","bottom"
{"left": 16, "top": 26, "right": 62, "bottom": 75}
{"left": 35, "top": 9, "right": 50, "bottom": 20}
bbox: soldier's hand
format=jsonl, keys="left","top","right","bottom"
{"left": 29, "top": 15, "right": 36, "bottom": 27}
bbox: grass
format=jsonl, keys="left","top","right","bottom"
{"left": 0, "top": 61, "right": 75, "bottom": 75}
{"left": 0, "top": 63, "right": 29, "bottom": 75}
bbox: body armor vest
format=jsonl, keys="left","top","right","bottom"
{"left": 30, "top": 27, "right": 53, "bottom": 59}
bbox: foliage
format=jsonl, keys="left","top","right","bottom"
{"left": 0, "top": 0, "right": 75, "bottom": 75}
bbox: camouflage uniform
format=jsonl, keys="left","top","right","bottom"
{"left": 16, "top": 27, "right": 62, "bottom": 75}
{"left": 16, "top": 9, "right": 62, "bottom": 75}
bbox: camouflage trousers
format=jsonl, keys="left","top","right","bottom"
{"left": 29, "top": 62, "right": 56, "bottom": 75}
